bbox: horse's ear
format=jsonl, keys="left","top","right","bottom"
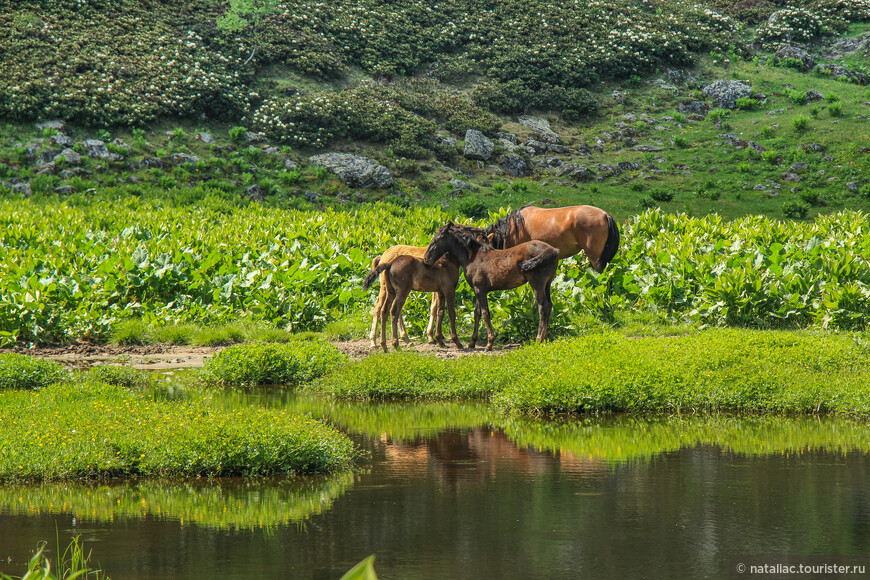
{"left": 487, "top": 233, "right": 496, "bottom": 244}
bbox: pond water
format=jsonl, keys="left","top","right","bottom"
{"left": 1, "top": 392, "right": 869, "bottom": 579}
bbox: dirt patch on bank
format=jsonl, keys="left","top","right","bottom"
{"left": 4, "top": 339, "right": 521, "bottom": 370}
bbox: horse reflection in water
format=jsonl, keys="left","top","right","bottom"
{"left": 424, "top": 222, "right": 558, "bottom": 351}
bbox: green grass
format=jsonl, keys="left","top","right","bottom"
{"left": 0, "top": 537, "right": 107, "bottom": 580}
{"left": 197, "top": 340, "right": 348, "bottom": 387}
{"left": 0, "top": 354, "right": 69, "bottom": 390}
{"left": 0, "top": 381, "right": 355, "bottom": 481}
{"left": 313, "top": 328, "right": 870, "bottom": 417}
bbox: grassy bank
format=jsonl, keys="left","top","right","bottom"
{"left": 312, "top": 328, "right": 870, "bottom": 417}
{"left": 0, "top": 380, "right": 355, "bottom": 482}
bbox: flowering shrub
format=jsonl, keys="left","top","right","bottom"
{"left": 0, "top": 2, "right": 249, "bottom": 125}
{"left": 755, "top": 8, "right": 828, "bottom": 45}
{"left": 251, "top": 82, "right": 499, "bottom": 155}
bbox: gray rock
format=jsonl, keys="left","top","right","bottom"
{"left": 780, "top": 172, "right": 801, "bottom": 183}
{"left": 813, "top": 64, "right": 868, "bottom": 85}
{"left": 524, "top": 139, "right": 549, "bottom": 154}
{"left": 245, "top": 131, "right": 267, "bottom": 143}
{"left": 304, "top": 190, "right": 320, "bottom": 203}
{"left": 496, "top": 132, "right": 518, "bottom": 144}
{"left": 555, "top": 163, "right": 593, "bottom": 181}
{"left": 576, "top": 143, "right": 593, "bottom": 156}
{"left": 58, "top": 148, "right": 81, "bottom": 166}
{"left": 35, "top": 162, "right": 57, "bottom": 176}
{"left": 283, "top": 158, "right": 299, "bottom": 171}
{"left": 612, "top": 90, "right": 625, "bottom": 104}
{"left": 263, "top": 146, "right": 280, "bottom": 155}
{"left": 498, "top": 138, "right": 520, "bottom": 153}
{"left": 518, "top": 116, "right": 561, "bottom": 143}
{"left": 774, "top": 45, "right": 815, "bottom": 71}
{"left": 12, "top": 182, "right": 32, "bottom": 197}
{"left": 170, "top": 153, "right": 199, "bottom": 165}
{"left": 617, "top": 161, "right": 641, "bottom": 172}
{"left": 138, "top": 157, "right": 163, "bottom": 169}
{"left": 309, "top": 153, "right": 394, "bottom": 189}
{"left": 53, "top": 185, "right": 75, "bottom": 195}
{"left": 597, "top": 164, "right": 621, "bottom": 176}
{"left": 678, "top": 100, "right": 710, "bottom": 115}
{"left": 463, "top": 130, "right": 494, "bottom": 161}
{"left": 703, "top": 80, "right": 753, "bottom": 109}
{"left": 35, "top": 120, "right": 71, "bottom": 135}
{"left": 802, "top": 143, "right": 827, "bottom": 153}
{"left": 244, "top": 184, "right": 264, "bottom": 201}
{"left": 111, "top": 138, "right": 131, "bottom": 152}
{"left": 39, "top": 149, "right": 61, "bottom": 164}
{"left": 435, "top": 134, "right": 457, "bottom": 148}
{"left": 846, "top": 182, "right": 860, "bottom": 192}
{"left": 788, "top": 162, "right": 809, "bottom": 174}
{"left": 83, "top": 139, "right": 109, "bottom": 159}
{"left": 632, "top": 144, "right": 664, "bottom": 152}
{"left": 50, "top": 134, "right": 74, "bottom": 148}
{"left": 449, "top": 178, "right": 478, "bottom": 191}
{"left": 196, "top": 132, "right": 215, "bottom": 144}
{"left": 805, "top": 90, "right": 825, "bottom": 102}
{"left": 498, "top": 155, "right": 530, "bottom": 177}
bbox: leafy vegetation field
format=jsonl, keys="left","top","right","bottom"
{"left": 0, "top": 191, "right": 867, "bottom": 345}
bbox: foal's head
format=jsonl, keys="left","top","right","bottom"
{"left": 424, "top": 222, "right": 479, "bottom": 266}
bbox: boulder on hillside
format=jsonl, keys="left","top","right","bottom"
{"left": 774, "top": 45, "right": 816, "bottom": 71}
{"left": 703, "top": 80, "right": 753, "bottom": 109}
{"left": 813, "top": 64, "right": 868, "bottom": 85}
{"left": 463, "top": 130, "right": 494, "bottom": 161}
{"left": 308, "top": 153, "right": 394, "bottom": 189}
{"left": 498, "top": 155, "right": 530, "bottom": 177}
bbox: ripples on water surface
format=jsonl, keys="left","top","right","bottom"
{"left": 1, "top": 391, "right": 868, "bottom": 579}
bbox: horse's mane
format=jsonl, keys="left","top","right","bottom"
{"left": 484, "top": 207, "right": 527, "bottom": 250}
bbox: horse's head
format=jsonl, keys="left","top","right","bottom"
{"left": 425, "top": 222, "right": 471, "bottom": 266}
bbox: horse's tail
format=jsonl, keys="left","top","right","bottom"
{"left": 520, "top": 246, "right": 559, "bottom": 273}
{"left": 363, "top": 256, "right": 390, "bottom": 289}
{"left": 595, "top": 213, "right": 620, "bottom": 273}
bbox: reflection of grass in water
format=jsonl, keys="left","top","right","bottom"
{"left": 0, "top": 473, "right": 355, "bottom": 532}
{"left": 209, "top": 390, "right": 497, "bottom": 441}
{"left": 503, "top": 415, "right": 870, "bottom": 463}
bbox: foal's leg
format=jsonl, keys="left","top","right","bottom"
{"left": 390, "top": 288, "right": 410, "bottom": 351}
{"left": 370, "top": 283, "right": 387, "bottom": 348}
{"left": 478, "top": 293, "right": 496, "bottom": 351}
{"left": 469, "top": 296, "right": 482, "bottom": 349}
{"left": 425, "top": 293, "right": 439, "bottom": 344}
{"left": 380, "top": 290, "right": 394, "bottom": 353}
{"left": 445, "top": 287, "right": 463, "bottom": 349}
{"left": 434, "top": 292, "right": 446, "bottom": 348}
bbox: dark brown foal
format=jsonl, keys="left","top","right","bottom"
{"left": 424, "top": 222, "right": 558, "bottom": 351}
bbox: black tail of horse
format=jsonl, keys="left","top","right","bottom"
{"left": 520, "top": 247, "right": 559, "bottom": 273}
{"left": 363, "top": 257, "right": 391, "bottom": 289}
{"left": 596, "top": 214, "right": 620, "bottom": 272}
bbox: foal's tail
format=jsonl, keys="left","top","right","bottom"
{"left": 520, "top": 246, "right": 559, "bottom": 273}
{"left": 595, "top": 213, "right": 620, "bottom": 273}
{"left": 363, "top": 256, "right": 391, "bottom": 289}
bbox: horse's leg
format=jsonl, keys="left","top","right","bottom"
{"left": 445, "top": 287, "right": 463, "bottom": 349}
{"left": 531, "top": 278, "right": 554, "bottom": 342}
{"left": 469, "top": 295, "right": 481, "bottom": 349}
{"left": 434, "top": 292, "right": 446, "bottom": 347}
{"left": 390, "top": 288, "right": 410, "bottom": 351}
{"left": 478, "top": 293, "right": 496, "bottom": 351}
{"left": 425, "top": 293, "right": 438, "bottom": 344}
{"left": 380, "top": 290, "right": 393, "bottom": 353}
{"left": 370, "top": 284, "right": 386, "bottom": 348}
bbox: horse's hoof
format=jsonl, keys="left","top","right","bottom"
{"left": 427, "top": 339, "right": 437, "bottom": 345}
{"left": 454, "top": 342, "right": 464, "bottom": 350}
{"left": 485, "top": 346, "right": 494, "bottom": 352}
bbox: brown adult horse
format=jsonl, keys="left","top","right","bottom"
{"left": 479, "top": 205, "right": 619, "bottom": 273}
{"left": 364, "top": 245, "right": 440, "bottom": 348}
{"left": 364, "top": 254, "right": 462, "bottom": 352}
{"left": 424, "top": 222, "right": 558, "bottom": 351}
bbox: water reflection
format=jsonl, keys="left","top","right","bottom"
{"left": 1, "top": 394, "right": 869, "bottom": 579}
{"left": 0, "top": 473, "right": 354, "bottom": 532}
